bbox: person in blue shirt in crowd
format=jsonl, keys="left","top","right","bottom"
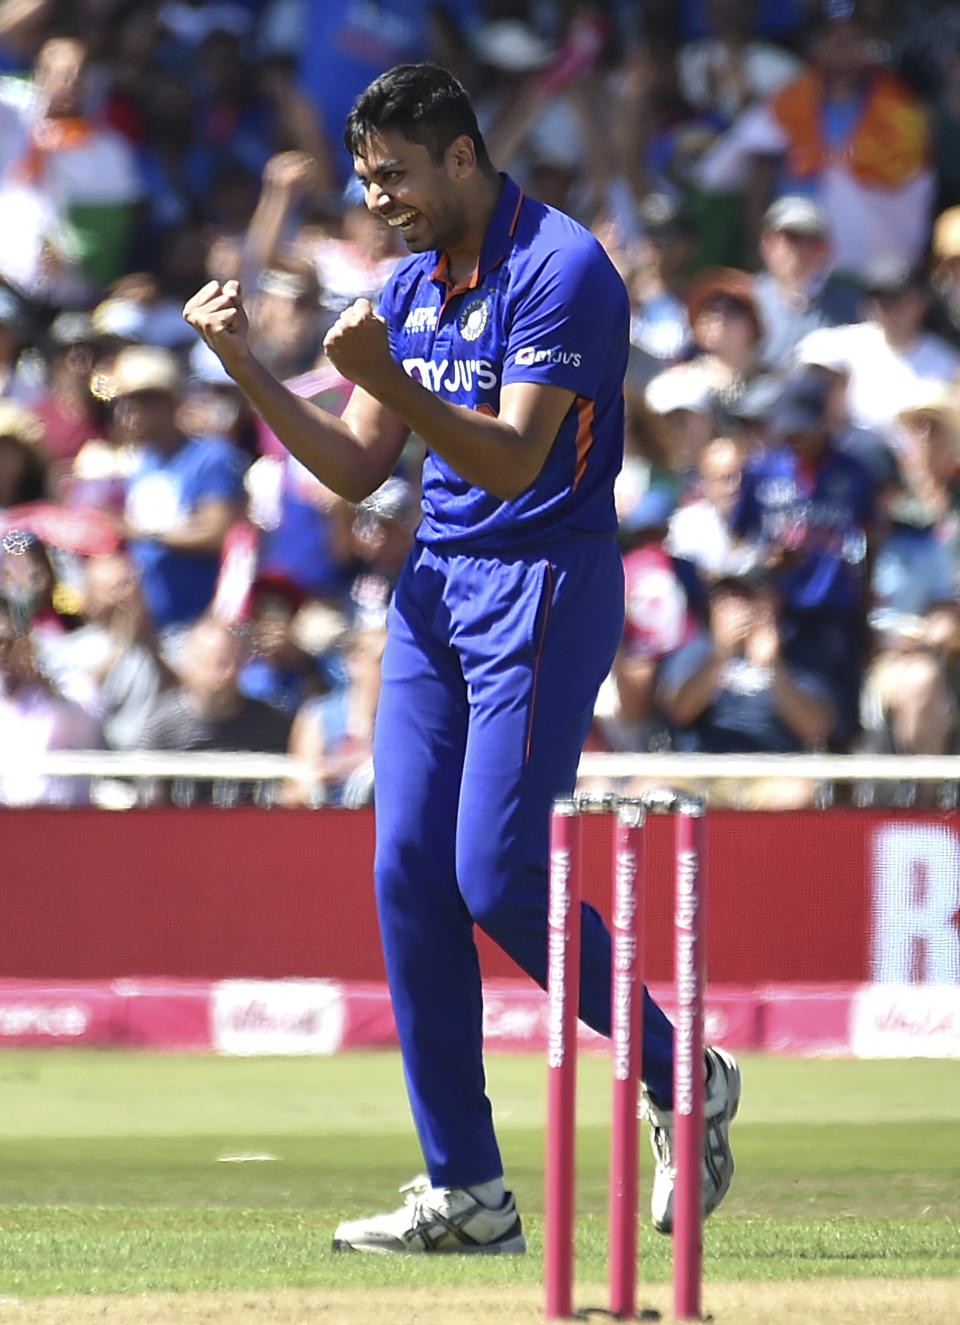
{"left": 116, "top": 345, "right": 247, "bottom": 647}
{"left": 184, "top": 62, "right": 740, "bottom": 1256}
{"left": 732, "top": 368, "right": 875, "bottom": 745}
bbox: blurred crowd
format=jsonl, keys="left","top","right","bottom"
{"left": 3, "top": 0, "right": 960, "bottom": 809}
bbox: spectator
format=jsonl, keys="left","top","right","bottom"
{"left": 244, "top": 447, "right": 355, "bottom": 603}
{"left": 860, "top": 474, "right": 960, "bottom": 777}
{"left": 895, "top": 388, "right": 960, "bottom": 577}
{"left": 31, "top": 311, "right": 106, "bottom": 489}
{"left": 248, "top": 264, "right": 324, "bottom": 381}
{"left": 666, "top": 435, "right": 747, "bottom": 577}
{"left": 181, "top": 340, "right": 261, "bottom": 466}
{"left": 626, "top": 193, "right": 694, "bottom": 366}
{"left": 926, "top": 204, "right": 960, "bottom": 351}
{"left": 0, "top": 531, "right": 73, "bottom": 663}
{"left": 796, "top": 263, "right": 960, "bottom": 446}
{"left": 642, "top": 363, "right": 716, "bottom": 488}
{"left": 238, "top": 572, "right": 329, "bottom": 716}
{"left": 42, "top": 548, "right": 172, "bottom": 749}
{"left": 593, "top": 486, "right": 703, "bottom": 758}
{"left": 753, "top": 194, "right": 861, "bottom": 368}
{"left": 658, "top": 568, "right": 833, "bottom": 805}
{"left": 685, "top": 265, "right": 776, "bottom": 423}
{"left": 139, "top": 614, "right": 292, "bottom": 805}
{"left": 285, "top": 624, "right": 385, "bottom": 807}
{"left": 0, "top": 286, "right": 41, "bottom": 404}
{"left": 732, "top": 368, "right": 875, "bottom": 744}
{"left": 0, "top": 594, "right": 101, "bottom": 806}
{"left": 677, "top": 0, "right": 802, "bottom": 123}
{"left": 115, "top": 345, "right": 246, "bottom": 647}
{"left": 0, "top": 36, "right": 141, "bottom": 303}
{"left": 0, "top": 402, "right": 49, "bottom": 509}
{"left": 698, "top": 0, "right": 934, "bottom": 277}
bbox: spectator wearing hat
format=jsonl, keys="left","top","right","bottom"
{"left": 0, "top": 402, "right": 49, "bottom": 509}
{"left": 732, "top": 368, "right": 876, "bottom": 744}
{"left": 115, "top": 345, "right": 246, "bottom": 642}
{"left": 753, "top": 195, "right": 861, "bottom": 369}
{"left": 685, "top": 266, "right": 777, "bottom": 426}
{"left": 697, "top": 2, "right": 933, "bottom": 279}
{"left": 642, "top": 363, "right": 717, "bottom": 489}
{"left": 795, "top": 263, "right": 960, "bottom": 445}
{"left": 895, "top": 389, "right": 960, "bottom": 577}
{"left": 657, "top": 567, "right": 833, "bottom": 806}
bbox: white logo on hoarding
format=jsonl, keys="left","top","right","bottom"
{"left": 514, "top": 346, "right": 582, "bottom": 368}
{"left": 871, "top": 824, "right": 960, "bottom": 984}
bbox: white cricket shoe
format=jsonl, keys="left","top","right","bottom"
{"left": 641, "top": 1046, "right": 741, "bottom": 1234}
{"left": 332, "top": 1175, "right": 526, "bottom": 1254}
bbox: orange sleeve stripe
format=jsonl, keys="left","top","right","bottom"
{"left": 574, "top": 397, "right": 595, "bottom": 490}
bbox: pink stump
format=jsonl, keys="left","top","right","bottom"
{"left": 672, "top": 797, "right": 707, "bottom": 1321}
{"left": 608, "top": 800, "right": 645, "bottom": 1319}
{"left": 545, "top": 799, "right": 582, "bottom": 1320}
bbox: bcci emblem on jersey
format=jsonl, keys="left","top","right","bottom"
{"left": 460, "top": 297, "right": 489, "bottom": 342}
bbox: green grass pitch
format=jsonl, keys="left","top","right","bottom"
{"left": 0, "top": 1048, "right": 957, "bottom": 1297}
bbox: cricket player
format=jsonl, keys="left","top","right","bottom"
{"left": 184, "top": 62, "right": 739, "bottom": 1254}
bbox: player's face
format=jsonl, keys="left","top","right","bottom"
{"left": 354, "top": 129, "right": 469, "bottom": 255}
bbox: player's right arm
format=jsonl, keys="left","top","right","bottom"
{"left": 183, "top": 279, "right": 409, "bottom": 503}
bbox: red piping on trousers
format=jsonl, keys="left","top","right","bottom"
{"left": 524, "top": 562, "right": 555, "bottom": 763}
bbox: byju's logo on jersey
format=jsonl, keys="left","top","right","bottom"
{"left": 459, "top": 297, "right": 489, "bottom": 342}
{"left": 514, "top": 346, "right": 582, "bottom": 368}
{"left": 403, "top": 306, "right": 439, "bottom": 334}
{"left": 402, "top": 356, "right": 499, "bottom": 393}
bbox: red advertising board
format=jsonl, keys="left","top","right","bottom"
{"left": 1, "top": 809, "right": 958, "bottom": 986}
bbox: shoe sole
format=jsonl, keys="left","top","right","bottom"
{"left": 331, "top": 1233, "right": 527, "bottom": 1255}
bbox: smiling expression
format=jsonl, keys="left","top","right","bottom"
{"left": 353, "top": 127, "right": 473, "bottom": 256}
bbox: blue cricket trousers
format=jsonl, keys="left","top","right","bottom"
{"left": 372, "top": 535, "right": 675, "bottom": 1187}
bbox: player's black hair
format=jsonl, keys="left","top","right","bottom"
{"left": 344, "top": 63, "right": 493, "bottom": 171}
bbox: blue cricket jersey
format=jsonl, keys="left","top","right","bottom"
{"left": 733, "top": 442, "right": 875, "bottom": 610}
{"left": 376, "top": 174, "right": 630, "bottom": 551}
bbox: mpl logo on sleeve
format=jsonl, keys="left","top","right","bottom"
{"left": 211, "top": 980, "right": 346, "bottom": 1055}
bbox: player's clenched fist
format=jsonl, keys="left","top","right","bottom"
{"left": 182, "top": 279, "right": 250, "bottom": 376}
{"left": 323, "top": 298, "right": 394, "bottom": 389}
